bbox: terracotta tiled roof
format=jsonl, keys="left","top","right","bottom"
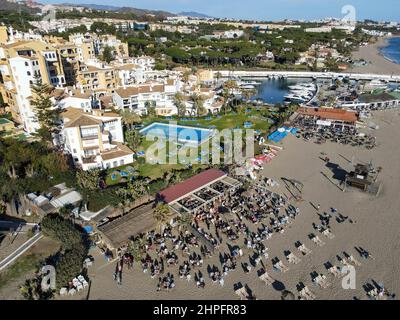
{"left": 101, "top": 144, "right": 134, "bottom": 161}
{"left": 158, "top": 169, "right": 227, "bottom": 204}
{"left": 115, "top": 84, "right": 165, "bottom": 98}
{"left": 298, "top": 107, "right": 358, "bottom": 123}
{"left": 64, "top": 114, "right": 102, "bottom": 128}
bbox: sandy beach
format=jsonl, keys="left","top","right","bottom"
{"left": 349, "top": 37, "right": 400, "bottom": 75}
{"left": 55, "top": 109, "right": 399, "bottom": 301}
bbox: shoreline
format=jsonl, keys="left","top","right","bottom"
{"left": 379, "top": 36, "right": 400, "bottom": 64}
{"left": 349, "top": 36, "right": 400, "bottom": 75}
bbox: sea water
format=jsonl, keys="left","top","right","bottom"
{"left": 380, "top": 37, "right": 400, "bottom": 64}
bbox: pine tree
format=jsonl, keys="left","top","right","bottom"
{"left": 30, "top": 74, "right": 60, "bottom": 143}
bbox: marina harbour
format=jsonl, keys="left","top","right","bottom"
{"left": 248, "top": 78, "right": 316, "bottom": 105}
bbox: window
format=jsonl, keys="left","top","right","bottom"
{"left": 25, "top": 62, "right": 29, "bottom": 66}
{"left": 120, "top": 159, "right": 124, "bottom": 166}
{"left": 27, "top": 71, "right": 31, "bottom": 76}
{"left": 81, "top": 127, "right": 98, "bottom": 138}
{"left": 73, "top": 149, "right": 77, "bottom": 153}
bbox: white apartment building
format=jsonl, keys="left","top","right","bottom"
{"left": 112, "top": 82, "right": 178, "bottom": 116}
{"left": 60, "top": 107, "right": 134, "bottom": 171}
{"left": 0, "top": 41, "right": 66, "bottom": 133}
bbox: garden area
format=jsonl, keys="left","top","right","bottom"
{"left": 141, "top": 107, "right": 277, "bottom": 133}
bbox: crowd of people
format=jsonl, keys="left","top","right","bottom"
{"left": 110, "top": 176, "right": 304, "bottom": 294}
{"left": 293, "top": 117, "right": 376, "bottom": 150}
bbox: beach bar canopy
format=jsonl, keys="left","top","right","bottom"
{"left": 158, "top": 168, "right": 241, "bottom": 213}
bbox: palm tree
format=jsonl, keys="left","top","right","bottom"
{"left": 191, "top": 93, "right": 206, "bottom": 117}
{"left": 120, "top": 110, "right": 141, "bottom": 130}
{"left": 173, "top": 92, "right": 186, "bottom": 117}
{"left": 128, "top": 235, "right": 147, "bottom": 262}
{"left": 170, "top": 170, "right": 183, "bottom": 185}
{"left": 215, "top": 72, "right": 222, "bottom": 84}
{"left": 152, "top": 203, "right": 171, "bottom": 233}
{"left": 221, "top": 88, "right": 231, "bottom": 115}
{"left": 7, "top": 163, "right": 18, "bottom": 179}
{"left": 125, "top": 130, "right": 142, "bottom": 150}
{"left": 128, "top": 180, "right": 148, "bottom": 200}
{"left": 182, "top": 70, "right": 191, "bottom": 83}
{"left": 25, "top": 163, "right": 35, "bottom": 178}
{"left": 176, "top": 211, "right": 192, "bottom": 232}
{"left": 0, "top": 201, "right": 6, "bottom": 216}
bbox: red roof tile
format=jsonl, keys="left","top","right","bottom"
{"left": 158, "top": 169, "right": 226, "bottom": 204}
{"left": 298, "top": 107, "right": 358, "bottom": 123}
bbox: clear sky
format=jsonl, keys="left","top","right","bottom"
{"left": 42, "top": 0, "right": 400, "bottom": 21}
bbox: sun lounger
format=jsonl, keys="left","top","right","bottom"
{"left": 337, "top": 255, "right": 351, "bottom": 267}
{"left": 348, "top": 255, "right": 361, "bottom": 266}
{"left": 367, "top": 288, "right": 379, "bottom": 299}
{"left": 311, "top": 235, "right": 325, "bottom": 247}
{"left": 286, "top": 252, "right": 301, "bottom": 264}
{"left": 72, "top": 278, "right": 80, "bottom": 288}
{"left": 235, "top": 287, "right": 248, "bottom": 300}
{"left": 299, "top": 286, "right": 316, "bottom": 300}
{"left": 314, "top": 274, "right": 331, "bottom": 289}
{"left": 259, "top": 271, "right": 274, "bottom": 286}
{"left": 76, "top": 283, "right": 83, "bottom": 292}
{"left": 297, "top": 244, "right": 312, "bottom": 256}
{"left": 328, "top": 266, "right": 342, "bottom": 278}
{"left": 322, "top": 229, "right": 335, "bottom": 239}
{"left": 68, "top": 288, "right": 76, "bottom": 296}
{"left": 59, "top": 287, "right": 67, "bottom": 296}
{"left": 274, "top": 261, "right": 289, "bottom": 273}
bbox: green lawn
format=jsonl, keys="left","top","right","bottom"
{"left": 142, "top": 109, "right": 275, "bottom": 133}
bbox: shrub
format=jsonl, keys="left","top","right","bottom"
{"left": 40, "top": 214, "right": 89, "bottom": 289}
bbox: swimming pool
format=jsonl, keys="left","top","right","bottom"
{"left": 139, "top": 122, "right": 214, "bottom": 145}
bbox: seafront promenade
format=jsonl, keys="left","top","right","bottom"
{"left": 216, "top": 70, "right": 400, "bottom": 82}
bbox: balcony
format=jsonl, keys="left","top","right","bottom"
{"left": 81, "top": 134, "right": 98, "bottom": 140}
{"left": 82, "top": 156, "right": 97, "bottom": 164}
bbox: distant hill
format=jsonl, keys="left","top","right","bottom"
{"left": 65, "top": 3, "right": 121, "bottom": 11}
{"left": 0, "top": 0, "right": 40, "bottom": 13}
{"left": 178, "top": 11, "right": 212, "bottom": 19}
{"left": 59, "top": 2, "right": 176, "bottom": 18}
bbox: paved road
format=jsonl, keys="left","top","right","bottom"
{"left": 0, "top": 232, "right": 43, "bottom": 272}
{"left": 216, "top": 70, "right": 400, "bottom": 82}
{"left": 0, "top": 220, "right": 37, "bottom": 232}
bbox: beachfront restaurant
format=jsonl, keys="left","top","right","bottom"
{"left": 296, "top": 107, "right": 358, "bottom": 131}
{"left": 157, "top": 168, "right": 242, "bottom": 215}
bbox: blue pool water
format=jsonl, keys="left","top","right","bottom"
{"left": 140, "top": 122, "right": 213, "bottom": 144}
{"left": 380, "top": 37, "right": 400, "bottom": 64}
